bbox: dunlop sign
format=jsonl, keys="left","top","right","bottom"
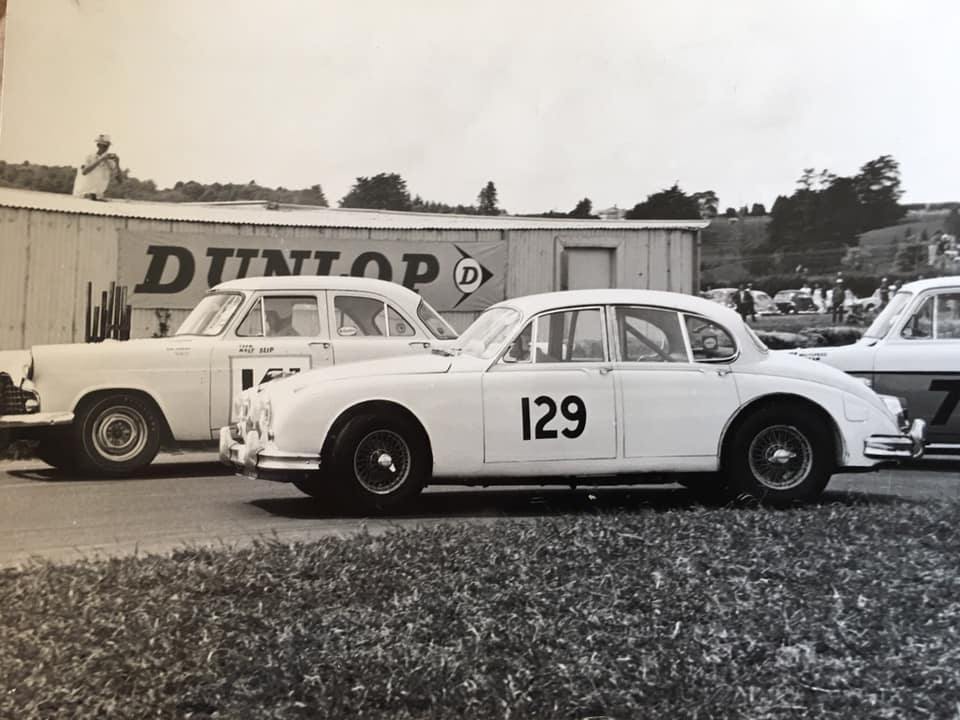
{"left": 118, "top": 231, "right": 507, "bottom": 312}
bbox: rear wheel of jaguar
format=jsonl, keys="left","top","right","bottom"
{"left": 725, "top": 406, "right": 833, "bottom": 505}
{"left": 329, "top": 413, "right": 428, "bottom": 512}
{"left": 72, "top": 393, "right": 163, "bottom": 476}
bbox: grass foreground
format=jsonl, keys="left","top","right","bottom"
{"left": 1, "top": 499, "right": 959, "bottom": 719}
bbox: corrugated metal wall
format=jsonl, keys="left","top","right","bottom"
{"left": 0, "top": 206, "right": 698, "bottom": 349}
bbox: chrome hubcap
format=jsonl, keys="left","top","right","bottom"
{"left": 93, "top": 407, "right": 148, "bottom": 462}
{"left": 354, "top": 430, "right": 411, "bottom": 495}
{"left": 747, "top": 425, "right": 813, "bottom": 490}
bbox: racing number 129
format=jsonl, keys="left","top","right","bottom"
{"left": 521, "top": 395, "right": 586, "bottom": 440}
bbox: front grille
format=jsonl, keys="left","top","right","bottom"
{"left": 0, "top": 374, "right": 29, "bottom": 415}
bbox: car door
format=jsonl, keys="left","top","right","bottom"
{"left": 612, "top": 306, "right": 741, "bottom": 459}
{"left": 326, "top": 291, "right": 437, "bottom": 364}
{"left": 209, "top": 292, "right": 333, "bottom": 433}
{"left": 482, "top": 306, "right": 617, "bottom": 463}
{"left": 873, "top": 289, "right": 960, "bottom": 448}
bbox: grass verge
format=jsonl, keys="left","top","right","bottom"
{"left": 1, "top": 500, "right": 959, "bottom": 719}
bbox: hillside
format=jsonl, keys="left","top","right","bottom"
{"left": 700, "top": 216, "right": 771, "bottom": 285}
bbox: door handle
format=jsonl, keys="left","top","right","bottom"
{"left": 309, "top": 341, "right": 331, "bottom": 349}
{"left": 409, "top": 341, "right": 431, "bottom": 349}
{"left": 716, "top": 367, "right": 732, "bottom": 377}
{"left": 598, "top": 366, "right": 613, "bottom": 375}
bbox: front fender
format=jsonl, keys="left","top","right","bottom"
{"left": 0, "top": 350, "right": 33, "bottom": 386}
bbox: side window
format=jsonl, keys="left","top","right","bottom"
{"left": 502, "top": 322, "right": 533, "bottom": 363}
{"left": 902, "top": 297, "right": 933, "bottom": 339}
{"left": 335, "top": 296, "right": 385, "bottom": 337}
{"left": 615, "top": 306, "right": 687, "bottom": 362}
{"left": 265, "top": 296, "right": 320, "bottom": 337}
{"left": 236, "top": 296, "right": 321, "bottom": 338}
{"left": 936, "top": 294, "right": 960, "bottom": 339}
{"left": 334, "top": 295, "right": 415, "bottom": 337}
{"left": 684, "top": 315, "right": 737, "bottom": 362}
{"left": 905, "top": 293, "right": 960, "bottom": 339}
{"left": 535, "top": 308, "right": 605, "bottom": 362}
{"left": 387, "top": 306, "right": 415, "bottom": 337}
{"left": 236, "top": 299, "right": 264, "bottom": 337}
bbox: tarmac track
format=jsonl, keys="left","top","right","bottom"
{"left": 0, "top": 453, "right": 957, "bottom": 568}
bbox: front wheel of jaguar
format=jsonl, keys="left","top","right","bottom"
{"left": 725, "top": 406, "right": 833, "bottom": 505}
{"left": 72, "top": 393, "right": 163, "bottom": 476}
{"left": 329, "top": 413, "right": 428, "bottom": 513}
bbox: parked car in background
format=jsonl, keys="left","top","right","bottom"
{"left": 0, "top": 277, "right": 458, "bottom": 475}
{"left": 702, "top": 288, "right": 779, "bottom": 315}
{"left": 791, "top": 276, "right": 960, "bottom": 455}
{"left": 773, "top": 290, "right": 817, "bottom": 314}
{"left": 851, "top": 288, "right": 884, "bottom": 313}
{"left": 751, "top": 290, "right": 779, "bottom": 315}
{"left": 702, "top": 287, "right": 739, "bottom": 310}
{"left": 223, "top": 288, "right": 923, "bottom": 511}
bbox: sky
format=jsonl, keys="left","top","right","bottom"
{"left": 1, "top": 0, "right": 958, "bottom": 214}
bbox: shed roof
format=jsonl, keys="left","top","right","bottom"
{"left": 0, "top": 188, "right": 709, "bottom": 231}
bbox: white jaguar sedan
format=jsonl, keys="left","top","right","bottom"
{"left": 221, "top": 289, "right": 925, "bottom": 509}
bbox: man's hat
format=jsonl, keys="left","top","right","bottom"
{"left": 95, "top": 134, "right": 111, "bottom": 145}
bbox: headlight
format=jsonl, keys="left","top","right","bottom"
{"left": 878, "top": 394, "right": 907, "bottom": 429}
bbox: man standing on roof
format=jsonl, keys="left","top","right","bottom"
{"left": 72, "top": 133, "right": 122, "bottom": 200}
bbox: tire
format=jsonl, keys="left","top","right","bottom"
{"left": 724, "top": 405, "right": 833, "bottom": 505}
{"left": 328, "top": 413, "right": 428, "bottom": 512}
{"left": 35, "top": 428, "right": 74, "bottom": 469}
{"left": 72, "top": 393, "right": 163, "bottom": 476}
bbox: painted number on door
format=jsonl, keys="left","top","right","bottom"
{"left": 241, "top": 367, "right": 301, "bottom": 391}
{"left": 520, "top": 395, "right": 587, "bottom": 440}
{"left": 930, "top": 379, "right": 960, "bottom": 425}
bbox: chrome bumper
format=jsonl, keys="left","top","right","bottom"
{"left": 218, "top": 426, "right": 321, "bottom": 481}
{"left": 0, "top": 411, "right": 74, "bottom": 430}
{"left": 863, "top": 419, "right": 926, "bottom": 460}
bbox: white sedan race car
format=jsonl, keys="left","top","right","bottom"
{"left": 222, "top": 289, "right": 925, "bottom": 509}
{"left": 792, "top": 276, "right": 960, "bottom": 455}
{"left": 0, "top": 276, "right": 456, "bottom": 475}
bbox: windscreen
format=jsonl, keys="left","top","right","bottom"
{"left": 176, "top": 293, "right": 244, "bottom": 336}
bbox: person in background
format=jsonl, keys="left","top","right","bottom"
{"left": 735, "top": 284, "right": 748, "bottom": 320}
{"left": 72, "top": 133, "right": 121, "bottom": 200}
{"left": 831, "top": 278, "right": 846, "bottom": 324}
{"left": 878, "top": 277, "right": 890, "bottom": 310}
{"left": 812, "top": 283, "right": 826, "bottom": 313}
{"left": 744, "top": 283, "right": 757, "bottom": 322}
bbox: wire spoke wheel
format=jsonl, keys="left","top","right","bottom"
{"left": 353, "top": 429, "right": 412, "bottom": 495}
{"left": 747, "top": 424, "right": 813, "bottom": 491}
{"left": 91, "top": 406, "right": 149, "bottom": 463}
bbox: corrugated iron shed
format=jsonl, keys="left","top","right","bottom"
{"left": 0, "top": 188, "right": 708, "bottom": 231}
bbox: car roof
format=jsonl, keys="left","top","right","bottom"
{"left": 900, "top": 275, "right": 960, "bottom": 293}
{"left": 490, "top": 288, "right": 742, "bottom": 322}
{"left": 212, "top": 275, "right": 421, "bottom": 298}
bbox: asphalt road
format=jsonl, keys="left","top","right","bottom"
{"left": 1, "top": 453, "right": 957, "bottom": 568}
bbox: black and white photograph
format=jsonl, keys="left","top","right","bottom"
{"left": 1, "top": 1, "right": 958, "bottom": 717}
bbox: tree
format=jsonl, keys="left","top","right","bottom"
{"left": 724, "top": 207, "right": 738, "bottom": 218}
{"left": 625, "top": 184, "right": 701, "bottom": 220}
{"left": 477, "top": 181, "right": 499, "bottom": 215}
{"left": 945, "top": 207, "right": 960, "bottom": 237}
{"left": 854, "top": 155, "right": 906, "bottom": 231}
{"left": 339, "top": 172, "right": 412, "bottom": 211}
{"left": 750, "top": 203, "right": 766, "bottom": 216}
{"left": 692, "top": 190, "right": 719, "bottom": 219}
{"left": 569, "top": 197, "right": 595, "bottom": 218}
